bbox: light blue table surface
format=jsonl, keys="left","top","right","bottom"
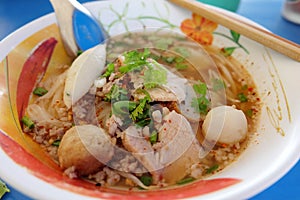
{"left": 0, "top": 0, "right": 299, "bottom": 199}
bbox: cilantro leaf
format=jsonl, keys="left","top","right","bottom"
{"left": 131, "top": 97, "right": 149, "bottom": 121}
{"left": 144, "top": 63, "right": 167, "bottom": 89}
{"left": 119, "top": 49, "right": 151, "bottom": 74}
{"left": 130, "top": 90, "right": 151, "bottom": 122}
{"left": 191, "top": 81, "right": 210, "bottom": 114}
{"left": 104, "top": 85, "right": 129, "bottom": 102}
{"left": 112, "top": 101, "right": 137, "bottom": 117}
{"left": 193, "top": 81, "right": 207, "bottom": 96}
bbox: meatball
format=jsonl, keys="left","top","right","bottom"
{"left": 58, "top": 124, "right": 114, "bottom": 176}
{"left": 202, "top": 106, "right": 248, "bottom": 144}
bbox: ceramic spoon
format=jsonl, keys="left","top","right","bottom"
{"left": 49, "top": 0, "right": 107, "bottom": 57}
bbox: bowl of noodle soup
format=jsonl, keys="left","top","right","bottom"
{"left": 0, "top": 0, "right": 300, "bottom": 199}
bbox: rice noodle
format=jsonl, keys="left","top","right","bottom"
{"left": 118, "top": 171, "right": 159, "bottom": 190}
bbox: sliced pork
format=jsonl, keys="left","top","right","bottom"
{"left": 122, "top": 110, "right": 202, "bottom": 185}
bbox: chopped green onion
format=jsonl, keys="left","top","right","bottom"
{"left": 21, "top": 116, "right": 34, "bottom": 129}
{"left": 191, "top": 96, "right": 210, "bottom": 115}
{"left": 174, "top": 56, "right": 185, "bottom": 63}
{"left": 206, "top": 164, "right": 219, "bottom": 174}
{"left": 155, "top": 38, "right": 173, "bottom": 49}
{"left": 102, "top": 63, "right": 115, "bottom": 78}
{"left": 245, "top": 109, "right": 253, "bottom": 118}
{"left": 0, "top": 179, "right": 10, "bottom": 198}
{"left": 52, "top": 140, "right": 61, "bottom": 147}
{"left": 135, "top": 118, "right": 151, "bottom": 127}
{"left": 176, "top": 177, "right": 195, "bottom": 185}
{"left": 33, "top": 87, "right": 48, "bottom": 96}
{"left": 241, "top": 84, "right": 248, "bottom": 90}
{"left": 164, "top": 56, "right": 175, "bottom": 63}
{"left": 149, "top": 131, "right": 158, "bottom": 144}
{"left": 130, "top": 90, "right": 151, "bottom": 122}
{"left": 237, "top": 93, "right": 248, "bottom": 102}
{"left": 140, "top": 175, "right": 152, "bottom": 186}
{"left": 175, "top": 63, "right": 188, "bottom": 70}
{"left": 112, "top": 86, "right": 129, "bottom": 101}
{"left": 77, "top": 50, "right": 83, "bottom": 56}
{"left": 149, "top": 54, "right": 160, "bottom": 61}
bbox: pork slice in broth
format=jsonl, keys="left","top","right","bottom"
{"left": 122, "top": 126, "right": 163, "bottom": 184}
{"left": 155, "top": 110, "right": 202, "bottom": 184}
{"left": 122, "top": 110, "right": 202, "bottom": 185}
{"left": 133, "top": 87, "right": 178, "bottom": 102}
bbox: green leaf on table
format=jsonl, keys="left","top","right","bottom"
{"left": 0, "top": 180, "right": 10, "bottom": 199}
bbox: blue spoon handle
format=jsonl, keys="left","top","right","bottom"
{"left": 50, "top": 0, "right": 107, "bottom": 57}
{"left": 72, "top": 5, "right": 107, "bottom": 51}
